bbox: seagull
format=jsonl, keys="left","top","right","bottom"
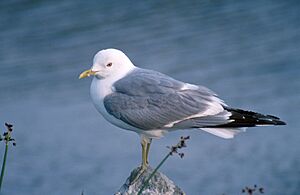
{"left": 79, "top": 48, "right": 286, "bottom": 170}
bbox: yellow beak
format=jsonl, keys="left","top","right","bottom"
{"left": 79, "top": 69, "right": 97, "bottom": 79}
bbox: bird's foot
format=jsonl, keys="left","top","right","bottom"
{"left": 129, "top": 164, "right": 148, "bottom": 184}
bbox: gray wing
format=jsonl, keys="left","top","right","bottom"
{"left": 104, "top": 68, "right": 230, "bottom": 130}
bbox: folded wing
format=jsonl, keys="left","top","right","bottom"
{"left": 104, "top": 68, "right": 231, "bottom": 131}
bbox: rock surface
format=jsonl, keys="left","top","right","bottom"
{"left": 115, "top": 166, "right": 185, "bottom": 195}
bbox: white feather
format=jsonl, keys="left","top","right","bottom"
{"left": 201, "top": 127, "right": 247, "bottom": 139}
{"left": 164, "top": 95, "right": 230, "bottom": 128}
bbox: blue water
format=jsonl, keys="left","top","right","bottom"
{"left": 0, "top": 1, "right": 299, "bottom": 194}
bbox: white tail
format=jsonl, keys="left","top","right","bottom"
{"left": 200, "top": 127, "right": 247, "bottom": 139}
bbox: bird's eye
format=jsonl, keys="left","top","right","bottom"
{"left": 106, "top": 62, "right": 113, "bottom": 67}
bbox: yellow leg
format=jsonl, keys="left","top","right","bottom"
{"left": 141, "top": 136, "right": 152, "bottom": 170}
{"left": 130, "top": 136, "right": 152, "bottom": 183}
{"left": 141, "top": 139, "right": 147, "bottom": 169}
{"left": 145, "top": 139, "right": 152, "bottom": 165}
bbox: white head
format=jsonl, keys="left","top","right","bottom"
{"left": 79, "top": 48, "right": 135, "bottom": 80}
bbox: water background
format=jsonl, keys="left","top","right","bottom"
{"left": 0, "top": 1, "right": 299, "bottom": 194}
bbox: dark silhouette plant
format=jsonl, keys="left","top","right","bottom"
{"left": 0, "top": 123, "right": 16, "bottom": 191}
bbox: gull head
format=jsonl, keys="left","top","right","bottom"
{"left": 79, "top": 48, "right": 135, "bottom": 80}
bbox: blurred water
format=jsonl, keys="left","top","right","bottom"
{"left": 0, "top": 1, "right": 299, "bottom": 194}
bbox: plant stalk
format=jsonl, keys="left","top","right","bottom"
{"left": 0, "top": 143, "right": 8, "bottom": 191}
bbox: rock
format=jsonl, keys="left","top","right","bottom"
{"left": 115, "top": 166, "right": 185, "bottom": 195}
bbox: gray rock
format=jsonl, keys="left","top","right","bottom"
{"left": 115, "top": 166, "right": 185, "bottom": 195}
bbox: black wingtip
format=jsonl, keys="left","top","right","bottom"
{"left": 220, "top": 107, "right": 287, "bottom": 127}
{"left": 273, "top": 120, "right": 286, "bottom": 126}
{"left": 262, "top": 114, "right": 286, "bottom": 125}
